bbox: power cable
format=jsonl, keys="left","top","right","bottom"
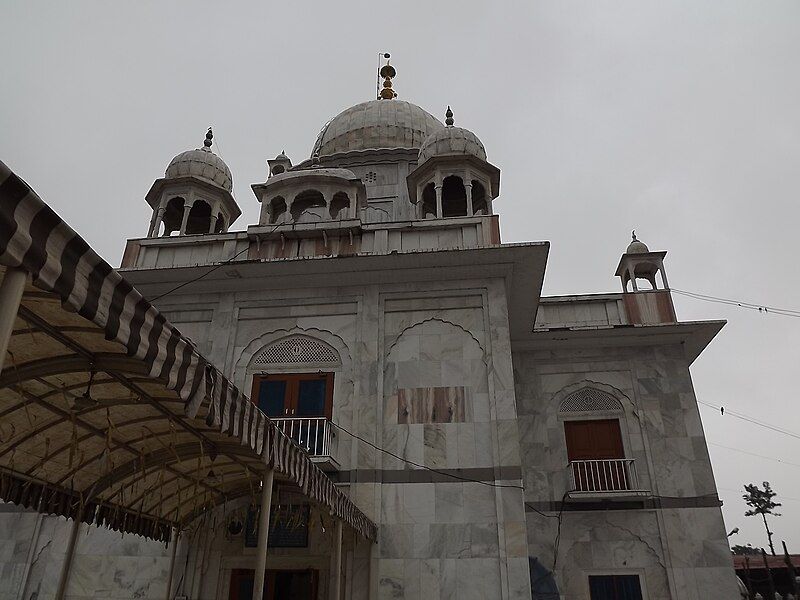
{"left": 708, "top": 442, "right": 800, "bottom": 470}
{"left": 671, "top": 288, "right": 800, "bottom": 319}
{"left": 698, "top": 400, "right": 800, "bottom": 442}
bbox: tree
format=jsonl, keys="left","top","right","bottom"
{"left": 743, "top": 481, "right": 782, "bottom": 555}
{"left": 731, "top": 544, "right": 760, "bottom": 556}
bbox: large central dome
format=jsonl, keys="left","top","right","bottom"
{"left": 311, "top": 100, "right": 444, "bottom": 157}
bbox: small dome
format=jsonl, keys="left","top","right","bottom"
{"left": 311, "top": 100, "right": 444, "bottom": 157}
{"left": 626, "top": 231, "right": 650, "bottom": 254}
{"left": 165, "top": 129, "right": 233, "bottom": 192}
{"left": 418, "top": 107, "right": 487, "bottom": 165}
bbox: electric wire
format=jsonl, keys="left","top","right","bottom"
{"left": 671, "top": 288, "right": 800, "bottom": 318}
{"left": 698, "top": 400, "right": 800, "bottom": 442}
{"left": 708, "top": 442, "right": 800, "bottom": 470}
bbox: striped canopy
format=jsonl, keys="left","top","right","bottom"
{"left": 0, "top": 160, "right": 376, "bottom": 542}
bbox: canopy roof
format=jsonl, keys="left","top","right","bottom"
{"left": 0, "top": 161, "right": 376, "bottom": 542}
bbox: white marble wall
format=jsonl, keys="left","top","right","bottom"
{"left": 0, "top": 504, "right": 176, "bottom": 600}
{"left": 513, "top": 343, "right": 739, "bottom": 599}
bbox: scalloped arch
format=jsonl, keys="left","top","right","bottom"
{"left": 549, "top": 380, "right": 636, "bottom": 415}
{"left": 385, "top": 317, "right": 486, "bottom": 362}
{"left": 234, "top": 326, "right": 353, "bottom": 390}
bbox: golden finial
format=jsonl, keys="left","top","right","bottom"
{"left": 379, "top": 55, "right": 397, "bottom": 100}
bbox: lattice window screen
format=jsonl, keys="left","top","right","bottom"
{"left": 254, "top": 335, "right": 340, "bottom": 366}
{"left": 559, "top": 387, "right": 623, "bottom": 413}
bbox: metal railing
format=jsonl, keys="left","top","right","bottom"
{"left": 272, "top": 417, "right": 333, "bottom": 457}
{"left": 569, "top": 458, "right": 639, "bottom": 492}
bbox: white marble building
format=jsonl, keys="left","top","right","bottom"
{"left": 0, "top": 63, "right": 740, "bottom": 600}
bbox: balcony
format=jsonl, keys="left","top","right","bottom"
{"left": 272, "top": 417, "right": 339, "bottom": 471}
{"left": 568, "top": 459, "right": 649, "bottom": 500}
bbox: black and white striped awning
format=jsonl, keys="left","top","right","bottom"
{"left": 0, "top": 160, "right": 376, "bottom": 542}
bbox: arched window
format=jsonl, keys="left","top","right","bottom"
{"left": 291, "top": 190, "right": 326, "bottom": 222}
{"left": 471, "top": 180, "right": 488, "bottom": 215}
{"left": 185, "top": 199, "right": 211, "bottom": 235}
{"left": 330, "top": 192, "right": 350, "bottom": 220}
{"left": 422, "top": 182, "right": 437, "bottom": 218}
{"left": 441, "top": 175, "right": 467, "bottom": 217}
{"left": 162, "top": 197, "right": 185, "bottom": 236}
{"left": 271, "top": 164, "right": 285, "bottom": 176}
{"left": 559, "top": 387, "right": 631, "bottom": 492}
{"left": 269, "top": 196, "right": 287, "bottom": 224}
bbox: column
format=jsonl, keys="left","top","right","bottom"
{"left": 331, "top": 519, "right": 343, "bottom": 600}
{"left": 179, "top": 200, "right": 192, "bottom": 235}
{"left": 630, "top": 268, "right": 639, "bottom": 292}
{"left": 659, "top": 264, "right": 670, "bottom": 289}
{"left": 434, "top": 185, "right": 443, "bottom": 218}
{"left": 252, "top": 468, "right": 275, "bottom": 600}
{"left": 208, "top": 213, "right": 218, "bottom": 234}
{"left": 55, "top": 516, "right": 82, "bottom": 600}
{"left": 0, "top": 268, "right": 26, "bottom": 374}
{"left": 367, "top": 539, "right": 377, "bottom": 600}
{"left": 164, "top": 528, "right": 179, "bottom": 600}
{"left": 465, "top": 182, "right": 474, "bottom": 216}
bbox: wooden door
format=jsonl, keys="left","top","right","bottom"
{"left": 229, "top": 568, "right": 319, "bottom": 600}
{"left": 564, "top": 419, "right": 625, "bottom": 491}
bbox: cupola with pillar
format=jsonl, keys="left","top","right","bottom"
{"left": 144, "top": 129, "right": 241, "bottom": 237}
{"left": 615, "top": 231, "right": 677, "bottom": 324}
{"left": 406, "top": 107, "right": 500, "bottom": 219}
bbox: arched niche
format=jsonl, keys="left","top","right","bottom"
{"left": 441, "top": 175, "right": 467, "bottom": 217}
{"left": 291, "top": 190, "right": 326, "bottom": 222}
{"left": 269, "top": 196, "right": 287, "bottom": 224}
{"left": 472, "top": 180, "right": 488, "bottom": 215}
{"left": 330, "top": 192, "right": 350, "bottom": 220}
{"left": 185, "top": 200, "right": 212, "bottom": 235}
{"left": 162, "top": 197, "right": 185, "bottom": 236}
{"left": 422, "top": 182, "right": 437, "bottom": 218}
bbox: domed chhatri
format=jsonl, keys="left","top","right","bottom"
{"left": 165, "top": 128, "right": 233, "bottom": 192}
{"left": 626, "top": 230, "right": 650, "bottom": 254}
{"left": 311, "top": 100, "right": 444, "bottom": 157}
{"left": 418, "top": 106, "right": 487, "bottom": 165}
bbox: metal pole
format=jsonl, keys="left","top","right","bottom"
{"left": 164, "top": 528, "right": 180, "bottom": 600}
{"left": 55, "top": 516, "right": 82, "bottom": 600}
{"left": 252, "top": 468, "right": 275, "bottom": 600}
{"left": 331, "top": 519, "right": 343, "bottom": 600}
{"left": 367, "top": 539, "right": 377, "bottom": 600}
{"left": 16, "top": 513, "right": 43, "bottom": 600}
{"left": 0, "top": 268, "right": 26, "bottom": 374}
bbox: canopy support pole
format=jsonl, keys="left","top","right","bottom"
{"left": 0, "top": 267, "right": 26, "bottom": 374}
{"left": 252, "top": 467, "right": 275, "bottom": 600}
{"left": 165, "top": 528, "right": 179, "bottom": 600}
{"left": 368, "top": 539, "right": 377, "bottom": 600}
{"left": 331, "top": 518, "right": 343, "bottom": 600}
{"left": 55, "top": 515, "right": 81, "bottom": 600}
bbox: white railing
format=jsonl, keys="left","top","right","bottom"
{"left": 272, "top": 417, "right": 332, "bottom": 457}
{"left": 569, "top": 459, "right": 639, "bottom": 493}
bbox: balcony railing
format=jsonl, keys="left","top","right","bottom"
{"left": 272, "top": 417, "right": 333, "bottom": 457}
{"left": 569, "top": 459, "right": 639, "bottom": 493}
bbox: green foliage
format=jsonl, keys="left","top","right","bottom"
{"left": 743, "top": 481, "right": 782, "bottom": 555}
{"left": 743, "top": 481, "right": 782, "bottom": 517}
{"left": 731, "top": 544, "right": 760, "bottom": 556}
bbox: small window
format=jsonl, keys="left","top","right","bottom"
{"left": 251, "top": 373, "right": 333, "bottom": 418}
{"left": 589, "top": 575, "right": 643, "bottom": 600}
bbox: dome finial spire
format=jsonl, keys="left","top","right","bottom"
{"left": 632, "top": 229, "right": 637, "bottom": 241}
{"left": 445, "top": 106, "right": 454, "bottom": 126}
{"left": 378, "top": 54, "right": 397, "bottom": 100}
{"left": 204, "top": 127, "right": 213, "bottom": 149}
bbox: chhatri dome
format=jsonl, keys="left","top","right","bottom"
{"left": 310, "top": 61, "right": 444, "bottom": 158}
{"left": 626, "top": 230, "right": 650, "bottom": 254}
{"left": 418, "top": 106, "right": 487, "bottom": 165}
{"left": 165, "top": 128, "right": 233, "bottom": 192}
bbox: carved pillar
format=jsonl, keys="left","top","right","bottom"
{"left": 435, "top": 185, "right": 443, "bottom": 218}
{"left": 465, "top": 182, "right": 473, "bottom": 216}
{"left": 179, "top": 200, "right": 192, "bottom": 236}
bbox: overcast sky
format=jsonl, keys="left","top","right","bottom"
{"left": 3, "top": 1, "right": 799, "bottom": 551}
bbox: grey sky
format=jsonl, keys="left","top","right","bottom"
{"left": 3, "top": 1, "right": 799, "bottom": 550}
